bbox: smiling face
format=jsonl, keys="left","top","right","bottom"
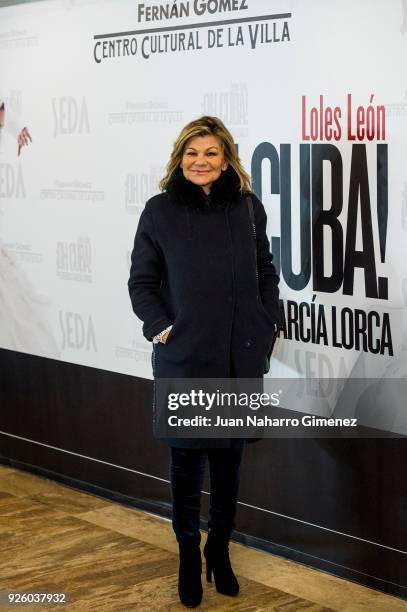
{"left": 180, "top": 134, "right": 228, "bottom": 194}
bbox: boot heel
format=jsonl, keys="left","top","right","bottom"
{"left": 203, "top": 532, "right": 239, "bottom": 597}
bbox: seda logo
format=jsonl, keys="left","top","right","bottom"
{"left": 52, "top": 96, "right": 90, "bottom": 138}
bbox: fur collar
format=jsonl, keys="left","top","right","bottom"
{"left": 165, "top": 165, "right": 242, "bottom": 212}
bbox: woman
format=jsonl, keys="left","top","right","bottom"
{"left": 128, "top": 116, "right": 281, "bottom": 607}
{"left": 0, "top": 97, "right": 32, "bottom": 156}
{"left": 0, "top": 97, "right": 58, "bottom": 357}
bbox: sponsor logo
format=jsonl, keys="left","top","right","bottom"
{"left": 40, "top": 179, "right": 104, "bottom": 202}
{"left": 93, "top": 4, "right": 291, "bottom": 63}
{"left": 137, "top": 1, "right": 250, "bottom": 22}
{"left": 109, "top": 100, "right": 183, "bottom": 125}
{"left": 201, "top": 82, "right": 248, "bottom": 137}
{"left": 384, "top": 91, "right": 407, "bottom": 121}
{"left": 0, "top": 29, "right": 39, "bottom": 49}
{"left": 56, "top": 237, "right": 92, "bottom": 282}
{"left": 2, "top": 241, "right": 43, "bottom": 264}
{"left": 0, "top": 164, "right": 26, "bottom": 198}
{"left": 125, "top": 166, "right": 163, "bottom": 214}
{"left": 52, "top": 96, "right": 90, "bottom": 137}
{"left": 115, "top": 339, "right": 151, "bottom": 362}
{"left": 59, "top": 310, "right": 97, "bottom": 352}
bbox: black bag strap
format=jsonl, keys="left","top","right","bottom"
{"left": 246, "top": 194, "right": 279, "bottom": 339}
{"left": 246, "top": 195, "right": 258, "bottom": 283}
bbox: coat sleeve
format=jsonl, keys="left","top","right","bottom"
{"left": 252, "top": 193, "right": 284, "bottom": 328}
{"left": 127, "top": 206, "right": 172, "bottom": 341}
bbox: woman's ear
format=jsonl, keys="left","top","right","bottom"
{"left": 222, "top": 160, "right": 228, "bottom": 171}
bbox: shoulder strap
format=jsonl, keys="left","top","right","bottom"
{"left": 246, "top": 195, "right": 258, "bottom": 283}
{"left": 246, "top": 195, "right": 256, "bottom": 240}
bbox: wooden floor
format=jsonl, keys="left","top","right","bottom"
{"left": 0, "top": 465, "right": 405, "bottom": 611}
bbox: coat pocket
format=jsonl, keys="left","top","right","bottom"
{"left": 164, "top": 308, "right": 185, "bottom": 345}
{"left": 257, "top": 299, "right": 276, "bottom": 330}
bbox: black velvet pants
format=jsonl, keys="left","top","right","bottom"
{"left": 169, "top": 442, "right": 245, "bottom": 548}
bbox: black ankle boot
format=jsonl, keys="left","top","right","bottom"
{"left": 178, "top": 545, "right": 203, "bottom": 608}
{"left": 203, "top": 531, "right": 239, "bottom": 596}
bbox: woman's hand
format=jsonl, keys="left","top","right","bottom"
{"left": 161, "top": 329, "right": 171, "bottom": 344}
{"left": 17, "top": 127, "right": 32, "bottom": 156}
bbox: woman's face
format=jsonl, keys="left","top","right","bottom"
{"left": 181, "top": 134, "right": 228, "bottom": 194}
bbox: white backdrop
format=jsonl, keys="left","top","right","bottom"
{"left": 0, "top": 0, "right": 406, "bottom": 408}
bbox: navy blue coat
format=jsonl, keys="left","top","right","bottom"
{"left": 128, "top": 166, "right": 282, "bottom": 448}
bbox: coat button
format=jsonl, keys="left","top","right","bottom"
{"left": 244, "top": 339, "right": 252, "bottom": 348}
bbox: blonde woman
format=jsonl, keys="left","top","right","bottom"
{"left": 128, "top": 116, "right": 281, "bottom": 607}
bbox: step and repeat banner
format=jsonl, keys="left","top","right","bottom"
{"left": 0, "top": 0, "right": 406, "bottom": 432}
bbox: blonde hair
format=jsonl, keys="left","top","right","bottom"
{"left": 159, "top": 115, "right": 251, "bottom": 193}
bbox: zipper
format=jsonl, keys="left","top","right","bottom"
{"left": 225, "top": 208, "right": 236, "bottom": 374}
